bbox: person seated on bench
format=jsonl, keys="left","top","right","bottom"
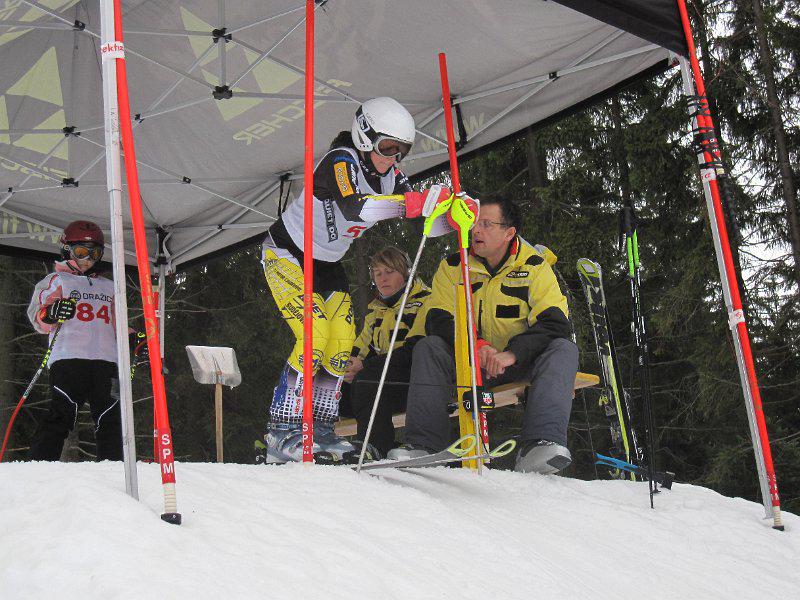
{"left": 341, "top": 246, "right": 431, "bottom": 457}
{"left": 387, "top": 194, "right": 579, "bottom": 474}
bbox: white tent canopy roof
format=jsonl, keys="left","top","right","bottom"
{"left": 0, "top": 0, "right": 684, "bottom": 272}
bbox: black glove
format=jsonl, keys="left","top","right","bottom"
{"left": 130, "top": 331, "right": 149, "bottom": 361}
{"left": 42, "top": 298, "right": 76, "bottom": 324}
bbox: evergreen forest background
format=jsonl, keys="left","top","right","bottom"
{"left": 1, "top": 1, "right": 798, "bottom": 513}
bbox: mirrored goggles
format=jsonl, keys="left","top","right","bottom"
{"left": 374, "top": 136, "right": 412, "bottom": 161}
{"left": 68, "top": 243, "right": 103, "bottom": 261}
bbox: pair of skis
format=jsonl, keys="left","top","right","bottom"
{"left": 578, "top": 249, "right": 662, "bottom": 504}
{"left": 577, "top": 258, "right": 643, "bottom": 480}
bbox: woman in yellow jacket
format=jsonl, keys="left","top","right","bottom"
{"left": 342, "top": 246, "right": 430, "bottom": 456}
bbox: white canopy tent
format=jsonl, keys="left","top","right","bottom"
{"left": 0, "top": 1, "right": 782, "bottom": 529}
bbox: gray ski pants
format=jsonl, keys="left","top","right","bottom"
{"left": 405, "top": 336, "right": 579, "bottom": 451}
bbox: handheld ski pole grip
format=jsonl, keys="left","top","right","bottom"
{"left": 422, "top": 193, "right": 454, "bottom": 236}
{"left": 449, "top": 193, "right": 479, "bottom": 248}
{"left": 421, "top": 184, "right": 443, "bottom": 218}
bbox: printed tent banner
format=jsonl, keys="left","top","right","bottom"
{"left": 0, "top": 0, "right": 684, "bottom": 270}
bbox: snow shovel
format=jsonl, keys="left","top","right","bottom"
{"left": 185, "top": 346, "right": 242, "bottom": 463}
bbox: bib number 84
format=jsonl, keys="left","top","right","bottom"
{"left": 76, "top": 303, "right": 111, "bottom": 324}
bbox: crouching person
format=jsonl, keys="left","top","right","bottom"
{"left": 342, "top": 246, "right": 430, "bottom": 458}
{"left": 388, "top": 195, "right": 579, "bottom": 474}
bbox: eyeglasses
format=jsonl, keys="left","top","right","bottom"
{"left": 475, "top": 219, "right": 510, "bottom": 230}
{"left": 68, "top": 243, "right": 103, "bottom": 261}
{"left": 374, "top": 136, "right": 412, "bottom": 161}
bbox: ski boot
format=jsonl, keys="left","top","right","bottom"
{"left": 348, "top": 439, "right": 382, "bottom": 463}
{"left": 386, "top": 444, "right": 434, "bottom": 461}
{"left": 514, "top": 439, "right": 572, "bottom": 474}
{"left": 261, "top": 422, "right": 321, "bottom": 464}
{"left": 313, "top": 421, "right": 356, "bottom": 463}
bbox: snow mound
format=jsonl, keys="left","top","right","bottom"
{"left": 1, "top": 461, "right": 797, "bottom": 600}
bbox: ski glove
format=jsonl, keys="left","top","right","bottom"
{"left": 130, "top": 331, "right": 149, "bottom": 361}
{"left": 41, "top": 298, "right": 77, "bottom": 324}
{"left": 447, "top": 192, "right": 480, "bottom": 230}
{"left": 404, "top": 185, "right": 452, "bottom": 218}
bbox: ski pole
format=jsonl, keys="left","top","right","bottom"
{"left": 0, "top": 321, "right": 65, "bottom": 462}
{"left": 621, "top": 205, "right": 658, "bottom": 507}
{"left": 356, "top": 189, "right": 454, "bottom": 472}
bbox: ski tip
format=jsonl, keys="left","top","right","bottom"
{"left": 576, "top": 258, "right": 599, "bottom": 275}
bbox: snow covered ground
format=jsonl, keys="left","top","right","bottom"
{"left": 1, "top": 460, "right": 797, "bottom": 600}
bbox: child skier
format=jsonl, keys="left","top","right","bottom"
{"left": 261, "top": 97, "right": 451, "bottom": 463}
{"left": 26, "top": 220, "right": 144, "bottom": 461}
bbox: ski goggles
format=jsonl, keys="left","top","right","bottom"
{"left": 68, "top": 243, "right": 103, "bottom": 261}
{"left": 374, "top": 136, "right": 412, "bottom": 161}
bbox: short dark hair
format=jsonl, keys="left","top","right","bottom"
{"left": 477, "top": 193, "right": 522, "bottom": 232}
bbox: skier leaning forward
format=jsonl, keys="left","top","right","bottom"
{"left": 26, "top": 220, "right": 146, "bottom": 461}
{"left": 261, "top": 97, "right": 452, "bottom": 463}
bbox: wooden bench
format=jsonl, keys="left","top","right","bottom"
{"left": 334, "top": 371, "right": 600, "bottom": 437}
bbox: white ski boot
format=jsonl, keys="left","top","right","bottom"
{"left": 263, "top": 422, "right": 320, "bottom": 464}
{"left": 514, "top": 439, "right": 572, "bottom": 474}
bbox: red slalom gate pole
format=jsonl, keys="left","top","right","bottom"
{"left": 301, "top": 0, "right": 315, "bottom": 463}
{"left": 438, "top": 54, "right": 490, "bottom": 462}
{"left": 676, "top": 0, "right": 782, "bottom": 530}
{"left": 113, "top": 0, "right": 180, "bottom": 524}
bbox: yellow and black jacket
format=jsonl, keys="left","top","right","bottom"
{"left": 351, "top": 277, "right": 431, "bottom": 363}
{"left": 418, "top": 237, "right": 571, "bottom": 371}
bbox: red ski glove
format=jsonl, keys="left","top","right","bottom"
{"left": 404, "top": 185, "right": 452, "bottom": 218}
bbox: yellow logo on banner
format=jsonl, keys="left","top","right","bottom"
{"left": 179, "top": 6, "right": 352, "bottom": 145}
{"left": 333, "top": 161, "right": 354, "bottom": 197}
{"left": 1, "top": 45, "right": 68, "bottom": 165}
{"left": 180, "top": 6, "right": 302, "bottom": 122}
{"left": 0, "top": 0, "right": 80, "bottom": 48}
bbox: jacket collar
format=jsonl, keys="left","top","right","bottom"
{"left": 469, "top": 236, "right": 521, "bottom": 277}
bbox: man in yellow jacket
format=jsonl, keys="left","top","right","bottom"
{"left": 388, "top": 195, "right": 579, "bottom": 474}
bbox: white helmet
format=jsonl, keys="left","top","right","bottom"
{"left": 351, "top": 97, "right": 415, "bottom": 154}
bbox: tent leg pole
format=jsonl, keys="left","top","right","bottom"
{"left": 675, "top": 1, "right": 782, "bottom": 530}
{"left": 111, "top": 0, "right": 180, "bottom": 524}
{"left": 99, "top": 0, "right": 138, "bottom": 501}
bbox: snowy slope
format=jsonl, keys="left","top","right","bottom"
{"left": 1, "top": 461, "right": 797, "bottom": 600}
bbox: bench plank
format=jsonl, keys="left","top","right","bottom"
{"left": 335, "top": 371, "right": 600, "bottom": 437}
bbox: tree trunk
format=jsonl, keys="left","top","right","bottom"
{"left": 751, "top": 0, "right": 800, "bottom": 285}
{"left": 0, "top": 257, "right": 16, "bottom": 444}
{"left": 610, "top": 96, "right": 632, "bottom": 206}
{"left": 351, "top": 236, "right": 371, "bottom": 327}
{"left": 526, "top": 127, "right": 548, "bottom": 189}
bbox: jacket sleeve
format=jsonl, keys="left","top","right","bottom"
{"left": 396, "top": 282, "right": 431, "bottom": 354}
{"left": 27, "top": 273, "right": 63, "bottom": 334}
{"left": 422, "top": 257, "right": 460, "bottom": 348}
{"left": 505, "top": 260, "right": 572, "bottom": 370}
{"left": 315, "top": 151, "right": 405, "bottom": 223}
{"left": 351, "top": 307, "right": 376, "bottom": 360}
